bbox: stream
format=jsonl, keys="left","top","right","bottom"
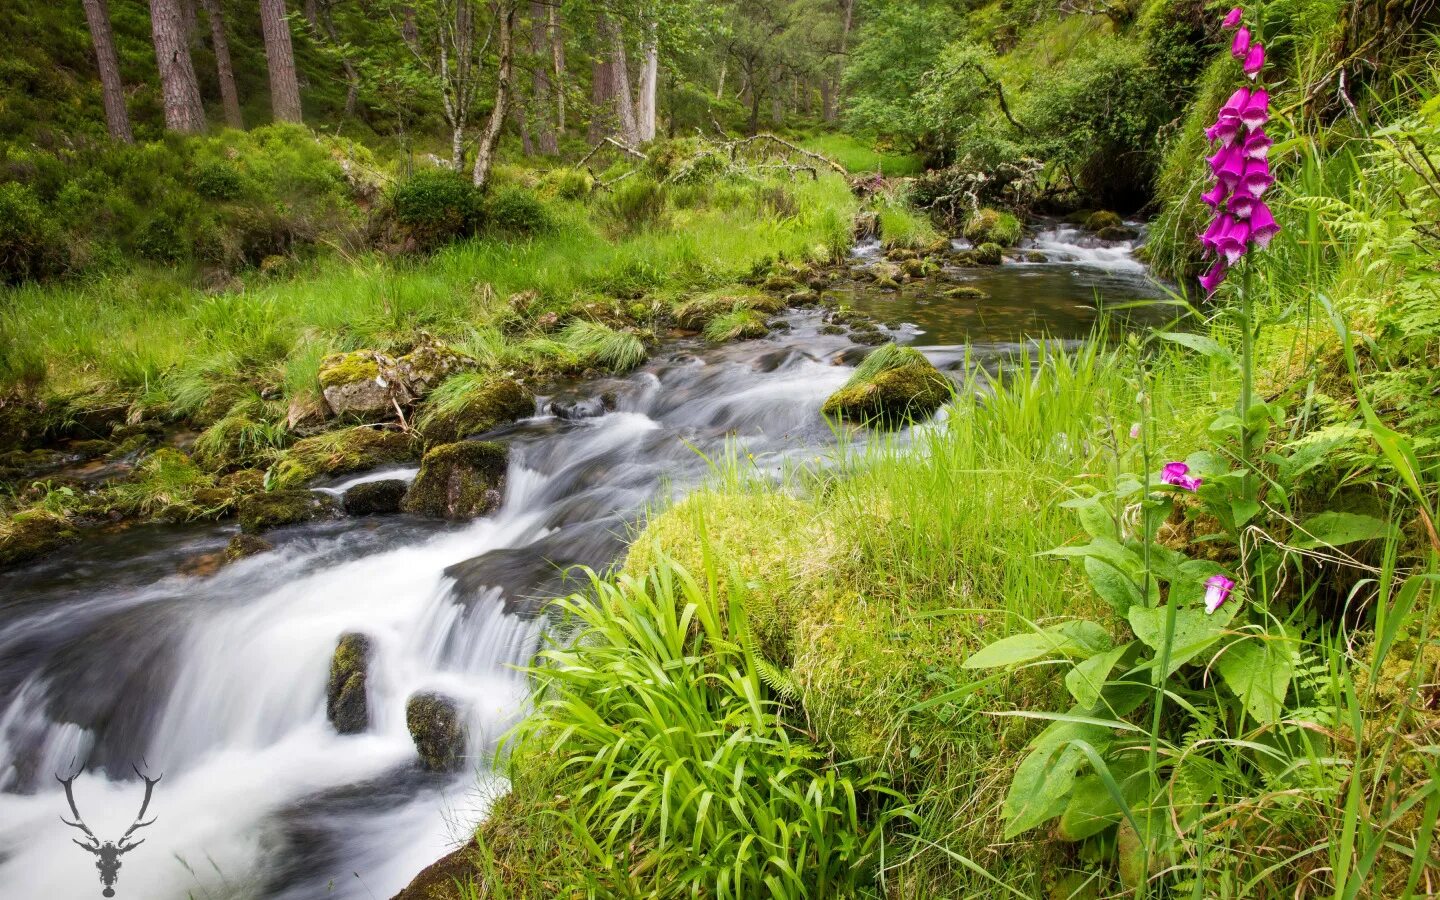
{"left": 0, "top": 221, "right": 1163, "bottom": 899}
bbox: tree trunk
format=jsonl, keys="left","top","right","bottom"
{"left": 596, "top": 11, "right": 636, "bottom": 146}
{"left": 587, "top": 55, "right": 609, "bottom": 144}
{"left": 715, "top": 59, "right": 726, "bottom": 100}
{"left": 635, "top": 21, "right": 657, "bottom": 143}
{"left": 81, "top": 0, "right": 134, "bottom": 142}
{"left": 513, "top": 96, "right": 534, "bottom": 155}
{"left": 548, "top": 1, "right": 565, "bottom": 136}
{"left": 260, "top": 0, "right": 304, "bottom": 122}
{"left": 529, "top": 1, "right": 556, "bottom": 154}
{"left": 149, "top": 0, "right": 207, "bottom": 133}
{"left": 473, "top": 1, "right": 515, "bottom": 189}
{"left": 828, "top": 0, "right": 854, "bottom": 123}
{"left": 198, "top": 0, "right": 243, "bottom": 128}
{"left": 180, "top": 0, "right": 199, "bottom": 45}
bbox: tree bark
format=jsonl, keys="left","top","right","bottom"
{"left": 198, "top": 0, "right": 243, "bottom": 128}
{"left": 149, "top": 0, "right": 207, "bottom": 133}
{"left": 635, "top": 21, "right": 657, "bottom": 143}
{"left": 548, "top": 1, "right": 565, "bottom": 135}
{"left": 715, "top": 59, "right": 726, "bottom": 100}
{"left": 513, "top": 96, "right": 534, "bottom": 155}
{"left": 472, "top": 1, "right": 515, "bottom": 189}
{"left": 591, "top": 11, "right": 636, "bottom": 145}
{"left": 81, "top": 0, "right": 134, "bottom": 142}
{"left": 827, "top": 0, "right": 854, "bottom": 123}
{"left": 260, "top": 0, "right": 304, "bottom": 122}
{"left": 530, "top": 0, "right": 556, "bottom": 154}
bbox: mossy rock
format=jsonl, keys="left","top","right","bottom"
{"left": 868, "top": 262, "right": 902, "bottom": 283}
{"left": 784, "top": 289, "right": 822, "bottom": 307}
{"left": 318, "top": 350, "right": 396, "bottom": 417}
{"left": 761, "top": 273, "right": 798, "bottom": 292}
{"left": 327, "top": 632, "right": 372, "bottom": 735}
{"left": 850, "top": 329, "right": 892, "bottom": 346}
{"left": 406, "top": 691, "right": 466, "bottom": 772}
{"left": 343, "top": 479, "right": 409, "bottom": 516}
{"left": 416, "top": 377, "right": 534, "bottom": 444}
{"left": 1095, "top": 224, "right": 1139, "bottom": 242}
{"left": 237, "top": 489, "right": 341, "bottom": 533}
{"left": 899, "top": 257, "right": 928, "bottom": 279}
{"left": 269, "top": 427, "right": 420, "bottom": 490}
{"left": 1082, "top": 210, "right": 1124, "bottom": 232}
{"left": 945, "top": 285, "right": 988, "bottom": 300}
{"left": 402, "top": 441, "right": 507, "bottom": 520}
{"left": 963, "top": 208, "right": 1023, "bottom": 247}
{"left": 225, "top": 533, "right": 273, "bottom": 561}
{"left": 393, "top": 340, "right": 477, "bottom": 397}
{"left": 0, "top": 509, "right": 79, "bottom": 570}
{"left": 819, "top": 324, "right": 846, "bottom": 335}
{"left": 973, "top": 243, "right": 1004, "bottom": 265}
{"left": 392, "top": 838, "right": 481, "bottom": 900}
{"left": 821, "top": 345, "right": 952, "bottom": 428}
{"left": 884, "top": 247, "right": 918, "bottom": 262}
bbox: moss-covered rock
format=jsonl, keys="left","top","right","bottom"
{"left": 821, "top": 344, "right": 953, "bottom": 428}
{"left": 1095, "top": 224, "right": 1139, "bottom": 241}
{"left": 393, "top": 338, "right": 477, "bottom": 398}
{"left": 819, "top": 324, "right": 846, "bottom": 336}
{"left": 343, "top": 479, "right": 409, "bottom": 516}
{"left": 973, "top": 242, "right": 1004, "bottom": 265}
{"left": 402, "top": 441, "right": 507, "bottom": 520}
{"left": 884, "top": 247, "right": 918, "bottom": 262}
{"left": 392, "top": 838, "right": 481, "bottom": 900}
{"left": 850, "top": 329, "right": 892, "bottom": 346}
{"left": 0, "top": 509, "right": 79, "bottom": 569}
{"left": 963, "top": 208, "right": 1023, "bottom": 247}
{"left": 416, "top": 377, "right": 534, "bottom": 444}
{"left": 318, "top": 350, "right": 400, "bottom": 417}
{"left": 945, "top": 285, "right": 988, "bottom": 300}
{"left": 406, "top": 691, "right": 466, "bottom": 772}
{"left": 327, "top": 632, "right": 371, "bottom": 735}
{"left": 237, "top": 489, "right": 341, "bottom": 533}
{"left": 1082, "top": 210, "right": 1124, "bottom": 232}
{"left": 225, "top": 533, "right": 273, "bottom": 561}
{"left": 269, "top": 427, "right": 420, "bottom": 490}
{"left": 899, "top": 257, "right": 929, "bottom": 279}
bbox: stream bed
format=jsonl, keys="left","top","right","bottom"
{"left": 0, "top": 221, "right": 1163, "bottom": 899}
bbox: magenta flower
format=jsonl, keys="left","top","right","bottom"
{"left": 1203, "top": 574, "right": 1236, "bottom": 614}
{"left": 1249, "top": 202, "right": 1280, "bottom": 248}
{"left": 1241, "top": 128, "right": 1272, "bottom": 159}
{"left": 1201, "top": 181, "right": 1228, "bottom": 209}
{"left": 1228, "top": 188, "right": 1258, "bottom": 219}
{"left": 1223, "top": 6, "right": 1244, "bottom": 28}
{"left": 1231, "top": 27, "right": 1251, "bottom": 59}
{"left": 1218, "top": 217, "right": 1252, "bottom": 264}
{"left": 1243, "top": 43, "right": 1265, "bottom": 79}
{"left": 1199, "top": 261, "right": 1226, "bottom": 294}
{"left": 1201, "top": 215, "right": 1227, "bottom": 254}
{"left": 1240, "top": 89, "right": 1270, "bottom": 129}
{"left": 1240, "top": 158, "right": 1274, "bottom": 196}
{"left": 1129, "top": 422, "right": 1142, "bottom": 439}
{"left": 1161, "top": 462, "right": 1203, "bottom": 491}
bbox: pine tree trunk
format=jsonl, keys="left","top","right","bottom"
{"left": 828, "top": 0, "right": 854, "bottom": 123}
{"left": 635, "top": 21, "right": 657, "bottom": 143}
{"left": 149, "top": 0, "right": 207, "bottom": 133}
{"left": 260, "top": 0, "right": 304, "bottom": 122}
{"left": 198, "top": 0, "right": 243, "bottom": 128}
{"left": 588, "top": 54, "right": 610, "bottom": 144}
{"left": 473, "top": 1, "right": 515, "bottom": 189}
{"left": 513, "top": 97, "right": 534, "bottom": 155}
{"left": 530, "top": 0, "right": 557, "bottom": 154}
{"left": 548, "top": 1, "right": 565, "bottom": 136}
{"left": 599, "top": 12, "right": 637, "bottom": 146}
{"left": 81, "top": 0, "right": 134, "bottom": 142}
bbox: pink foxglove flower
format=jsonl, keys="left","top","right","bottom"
{"left": 1240, "top": 89, "right": 1270, "bottom": 129}
{"left": 1228, "top": 188, "right": 1258, "bottom": 219}
{"left": 1243, "top": 43, "right": 1265, "bottom": 79}
{"left": 1218, "top": 217, "right": 1252, "bottom": 264}
{"left": 1203, "top": 574, "right": 1236, "bottom": 614}
{"left": 1249, "top": 202, "right": 1280, "bottom": 248}
{"left": 1199, "top": 261, "right": 1226, "bottom": 294}
{"left": 1129, "top": 422, "right": 1142, "bottom": 439}
{"left": 1222, "top": 6, "right": 1244, "bottom": 28}
{"left": 1201, "top": 181, "right": 1228, "bottom": 209}
{"left": 1232, "top": 27, "right": 1252, "bottom": 58}
{"left": 1201, "top": 216, "right": 1227, "bottom": 254}
{"left": 1240, "top": 158, "right": 1274, "bottom": 197}
{"left": 1161, "top": 462, "right": 1203, "bottom": 491}
{"left": 1241, "top": 128, "right": 1272, "bottom": 159}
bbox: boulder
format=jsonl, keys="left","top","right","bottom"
{"left": 416, "top": 377, "right": 534, "bottom": 444}
{"left": 343, "top": 479, "right": 409, "bottom": 516}
{"left": 392, "top": 838, "right": 480, "bottom": 900}
{"left": 1082, "top": 210, "right": 1124, "bottom": 232}
{"left": 963, "top": 208, "right": 1023, "bottom": 247}
{"left": 850, "top": 328, "right": 891, "bottom": 346}
{"left": 899, "top": 257, "right": 928, "bottom": 279}
{"left": 318, "top": 350, "right": 401, "bottom": 418}
{"left": 0, "top": 510, "right": 79, "bottom": 570}
{"left": 393, "top": 339, "right": 476, "bottom": 398}
{"left": 269, "top": 427, "right": 421, "bottom": 490}
{"left": 1095, "top": 224, "right": 1139, "bottom": 242}
{"left": 327, "top": 632, "right": 371, "bottom": 734}
{"left": 761, "top": 273, "right": 798, "bottom": 292}
{"left": 821, "top": 344, "right": 952, "bottom": 428}
{"left": 225, "top": 533, "right": 273, "bottom": 561}
{"left": 884, "top": 247, "right": 918, "bottom": 262}
{"left": 237, "top": 490, "right": 341, "bottom": 533}
{"left": 551, "top": 395, "right": 613, "bottom": 421}
{"left": 402, "top": 442, "right": 507, "bottom": 520}
{"left": 945, "top": 285, "right": 988, "bottom": 300}
{"left": 406, "top": 691, "right": 466, "bottom": 772}
{"left": 973, "top": 243, "right": 1004, "bottom": 266}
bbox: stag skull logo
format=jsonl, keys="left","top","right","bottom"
{"left": 56, "top": 766, "right": 162, "bottom": 898}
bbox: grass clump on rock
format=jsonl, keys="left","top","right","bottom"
{"left": 237, "top": 489, "right": 341, "bottom": 533}
{"left": 402, "top": 441, "right": 507, "bottom": 520}
{"left": 963, "top": 208, "right": 1023, "bottom": 247}
{"left": 415, "top": 374, "right": 534, "bottom": 444}
{"left": 702, "top": 308, "right": 770, "bottom": 344}
{"left": 268, "top": 427, "right": 420, "bottom": 490}
{"left": 821, "top": 343, "right": 953, "bottom": 428}
{"left": 0, "top": 508, "right": 78, "bottom": 569}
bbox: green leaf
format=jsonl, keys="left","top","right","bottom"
{"left": 1291, "top": 511, "right": 1389, "bottom": 549}
{"left": 963, "top": 620, "right": 1112, "bottom": 669}
{"left": 1214, "top": 634, "right": 1295, "bottom": 724}
{"left": 1062, "top": 495, "right": 1117, "bottom": 540}
{"left": 1084, "top": 556, "right": 1143, "bottom": 614}
{"left": 1155, "top": 332, "right": 1237, "bottom": 368}
{"left": 1065, "top": 642, "right": 1134, "bottom": 708}
{"left": 1002, "top": 719, "right": 1113, "bottom": 837}
{"left": 1127, "top": 598, "right": 1238, "bottom": 675}
{"left": 1230, "top": 498, "right": 1262, "bottom": 526}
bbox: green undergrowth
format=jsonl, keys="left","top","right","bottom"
{"left": 801, "top": 132, "right": 925, "bottom": 177}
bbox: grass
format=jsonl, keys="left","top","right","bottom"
{"left": 801, "top": 132, "right": 926, "bottom": 177}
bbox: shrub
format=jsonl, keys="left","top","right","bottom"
{"left": 540, "top": 167, "right": 595, "bottom": 200}
{"left": 0, "top": 182, "right": 67, "bottom": 282}
{"left": 390, "top": 169, "right": 483, "bottom": 249}
{"left": 193, "top": 161, "right": 246, "bottom": 201}
{"left": 482, "top": 185, "right": 555, "bottom": 237}
{"left": 601, "top": 175, "right": 667, "bottom": 232}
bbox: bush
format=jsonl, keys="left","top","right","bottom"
{"left": 601, "top": 175, "right": 667, "bottom": 232}
{"left": 193, "top": 161, "right": 246, "bottom": 201}
{"left": 540, "top": 167, "right": 595, "bottom": 200}
{"left": 0, "top": 182, "right": 67, "bottom": 282}
{"left": 390, "top": 169, "right": 483, "bottom": 250}
{"left": 482, "top": 185, "right": 555, "bottom": 237}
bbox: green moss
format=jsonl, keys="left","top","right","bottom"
{"left": 945, "top": 285, "right": 988, "bottom": 299}
{"left": 269, "top": 427, "right": 421, "bottom": 490}
{"left": 402, "top": 441, "right": 508, "bottom": 520}
{"left": 327, "top": 632, "right": 371, "bottom": 734}
{"left": 224, "top": 533, "right": 273, "bottom": 561}
{"left": 405, "top": 691, "right": 465, "bottom": 772}
{"left": 703, "top": 309, "right": 770, "bottom": 344}
{"left": 317, "top": 352, "right": 382, "bottom": 389}
{"left": 107, "top": 448, "right": 221, "bottom": 520}
{"left": 342, "top": 479, "right": 408, "bottom": 516}
{"left": 1082, "top": 210, "right": 1124, "bottom": 232}
{"left": 821, "top": 344, "right": 953, "bottom": 428}
{"left": 237, "top": 489, "right": 341, "bottom": 533}
{"left": 963, "top": 208, "right": 1023, "bottom": 247}
{"left": 0, "top": 508, "right": 78, "bottom": 569}
{"left": 415, "top": 375, "right": 535, "bottom": 444}
{"left": 973, "top": 242, "right": 1004, "bottom": 265}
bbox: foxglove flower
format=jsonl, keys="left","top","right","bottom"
{"left": 1201, "top": 181, "right": 1228, "bottom": 209}
{"left": 1243, "top": 43, "right": 1265, "bottom": 79}
{"left": 1199, "top": 261, "right": 1226, "bottom": 294}
{"left": 1201, "top": 215, "right": 1227, "bottom": 254}
{"left": 1232, "top": 27, "right": 1251, "bottom": 59}
{"left": 1241, "top": 128, "right": 1272, "bottom": 159}
{"left": 1203, "top": 574, "right": 1236, "bottom": 614}
{"left": 1130, "top": 422, "right": 1142, "bottom": 439}
{"left": 1240, "top": 158, "right": 1273, "bottom": 197}
{"left": 1249, "top": 202, "right": 1280, "bottom": 248}
{"left": 1240, "top": 89, "right": 1270, "bottom": 129}
{"left": 1161, "top": 462, "right": 1203, "bottom": 491}
{"left": 1223, "top": 6, "right": 1244, "bottom": 28}
{"left": 1229, "top": 189, "right": 1258, "bottom": 219}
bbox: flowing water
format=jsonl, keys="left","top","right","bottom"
{"left": 0, "top": 221, "right": 1163, "bottom": 899}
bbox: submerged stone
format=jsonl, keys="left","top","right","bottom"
{"left": 406, "top": 691, "right": 466, "bottom": 772}
{"left": 0, "top": 510, "right": 79, "bottom": 570}
{"left": 945, "top": 285, "right": 988, "bottom": 300}
{"left": 343, "top": 479, "right": 409, "bottom": 516}
{"left": 821, "top": 345, "right": 952, "bottom": 428}
{"left": 225, "top": 533, "right": 273, "bottom": 561}
{"left": 237, "top": 489, "right": 341, "bottom": 533}
{"left": 327, "top": 632, "right": 372, "bottom": 735}
{"left": 402, "top": 441, "right": 507, "bottom": 520}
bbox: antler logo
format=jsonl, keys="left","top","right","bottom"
{"left": 56, "top": 766, "right": 162, "bottom": 898}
